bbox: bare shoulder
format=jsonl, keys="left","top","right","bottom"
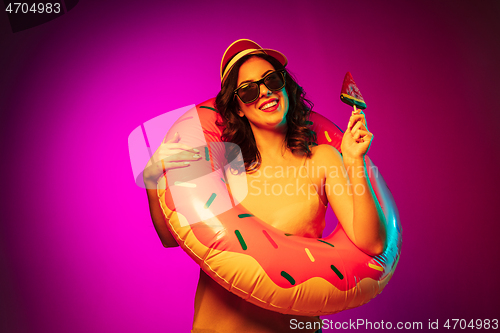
{"left": 310, "top": 144, "right": 343, "bottom": 166}
{"left": 307, "top": 145, "right": 344, "bottom": 181}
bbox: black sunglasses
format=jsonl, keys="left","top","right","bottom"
{"left": 234, "top": 70, "right": 286, "bottom": 104}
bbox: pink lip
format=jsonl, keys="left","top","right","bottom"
{"left": 260, "top": 99, "right": 279, "bottom": 112}
{"left": 259, "top": 98, "right": 278, "bottom": 110}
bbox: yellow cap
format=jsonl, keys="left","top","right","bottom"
{"left": 220, "top": 39, "right": 287, "bottom": 84}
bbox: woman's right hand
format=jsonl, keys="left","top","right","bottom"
{"left": 143, "top": 132, "right": 201, "bottom": 188}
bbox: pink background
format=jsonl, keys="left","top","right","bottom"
{"left": 1, "top": 0, "right": 499, "bottom": 332}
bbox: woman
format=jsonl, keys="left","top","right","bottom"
{"left": 143, "top": 39, "right": 387, "bottom": 333}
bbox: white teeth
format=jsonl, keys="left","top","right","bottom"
{"left": 262, "top": 100, "right": 277, "bottom": 110}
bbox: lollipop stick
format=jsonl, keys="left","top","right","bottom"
{"left": 348, "top": 105, "right": 358, "bottom": 130}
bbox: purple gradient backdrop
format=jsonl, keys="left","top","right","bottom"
{"left": 1, "top": 0, "right": 499, "bottom": 332}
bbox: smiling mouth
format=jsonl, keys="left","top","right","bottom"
{"left": 261, "top": 100, "right": 278, "bottom": 111}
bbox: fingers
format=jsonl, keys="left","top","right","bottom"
{"left": 162, "top": 133, "right": 199, "bottom": 153}
{"left": 162, "top": 161, "right": 192, "bottom": 169}
{"left": 159, "top": 150, "right": 202, "bottom": 163}
{"left": 347, "top": 110, "right": 368, "bottom": 132}
{"left": 143, "top": 158, "right": 192, "bottom": 184}
{"left": 153, "top": 160, "right": 192, "bottom": 178}
{"left": 351, "top": 120, "right": 367, "bottom": 134}
{"left": 352, "top": 129, "right": 373, "bottom": 143}
{"left": 145, "top": 131, "right": 206, "bottom": 182}
{"left": 155, "top": 131, "right": 202, "bottom": 168}
{"left": 164, "top": 143, "right": 199, "bottom": 153}
{"left": 149, "top": 143, "right": 201, "bottom": 168}
{"left": 151, "top": 152, "right": 201, "bottom": 175}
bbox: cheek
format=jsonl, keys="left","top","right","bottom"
{"left": 282, "top": 90, "right": 289, "bottom": 112}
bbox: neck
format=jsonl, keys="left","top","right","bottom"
{"left": 250, "top": 124, "right": 288, "bottom": 159}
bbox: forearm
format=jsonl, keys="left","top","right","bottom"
{"left": 145, "top": 180, "right": 179, "bottom": 248}
{"left": 344, "top": 158, "right": 386, "bottom": 256}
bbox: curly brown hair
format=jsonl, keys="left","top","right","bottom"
{"left": 215, "top": 53, "right": 317, "bottom": 173}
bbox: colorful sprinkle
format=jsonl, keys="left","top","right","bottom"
{"left": 281, "top": 271, "right": 295, "bottom": 285}
{"left": 199, "top": 106, "right": 217, "bottom": 112}
{"left": 220, "top": 177, "right": 225, "bottom": 183}
{"left": 174, "top": 181, "right": 196, "bottom": 188}
{"left": 325, "top": 131, "right": 332, "bottom": 142}
{"left": 305, "top": 120, "right": 313, "bottom": 125}
{"left": 368, "top": 263, "right": 384, "bottom": 272}
{"left": 262, "top": 230, "right": 278, "bottom": 249}
{"left": 205, "top": 147, "right": 210, "bottom": 161}
{"left": 305, "top": 248, "right": 315, "bottom": 262}
{"left": 238, "top": 214, "right": 253, "bottom": 218}
{"left": 317, "top": 239, "right": 335, "bottom": 247}
{"left": 284, "top": 233, "right": 293, "bottom": 236}
{"left": 235, "top": 230, "right": 247, "bottom": 250}
{"left": 204, "top": 193, "right": 216, "bottom": 208}
{"left": 330, "top": 264, "right": 344, "bottom": 280}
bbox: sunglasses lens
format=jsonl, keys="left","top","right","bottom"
{"left": 264, "top": 72, "right": 285, "bottom": 90}
{"left": 238, "top": 83, "right": 259, "bottom": 104}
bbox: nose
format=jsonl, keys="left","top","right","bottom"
{"left": 259, "top": 82, "right": 272, "bottom": 98}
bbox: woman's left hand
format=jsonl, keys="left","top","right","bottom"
{"left": 340, "top": 109, "right": 373, "bottom": 165}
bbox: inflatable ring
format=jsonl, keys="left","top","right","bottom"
{"left": 156, "top": 98, "right": 402, "bottom": 316}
